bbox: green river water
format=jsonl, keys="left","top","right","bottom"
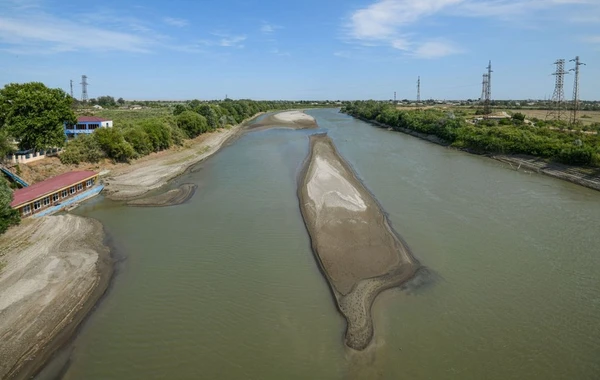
{"left": 39, "top": 108, "right": 599, "bottom": 379}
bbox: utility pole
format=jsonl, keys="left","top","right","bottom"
{"left": 69, "top": 79, "right": 74, "bottom": 98}
{"left": 547, "top": 59, "right": 569, "bottom": 122}
{"left": 81, "top": 75, "right": 89, "bottom": 102}
{"left": 394, "top": 91, "right": 396, "bottom": 103}
{"left": 483, "top": 61, "right": 493, "bottom": 116}
{"left": 416, "top": 76, "right": 421, "bottom": 109}
{"left": 480, "top": 73, "right": 488, "bottom": 103}
{"left": 569, "top": 56, "right": 586, "bottom": 126}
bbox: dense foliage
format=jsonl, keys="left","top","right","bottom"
{"left": 0, "top": 82, "right": 76, "bottom": 151}
{"left": 342, "top": 101, "right": 600, "bottom": 166}
{"left": 0, "top": 178, "right": 20, "bottom": 234}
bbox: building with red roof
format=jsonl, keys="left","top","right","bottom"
{"left": 64, "top": 116, "right": 113, "bottom": 137}
{"left": 11, "top": 171, "right": 100, "bottom": 217}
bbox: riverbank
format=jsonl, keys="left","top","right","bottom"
{"left": 353, "top": 115, "right": 600, "bottom": 192}
{"left": 127, "top": 183, "right": 197, "bottom": 207}
{"left": 298, "top": 133, "right": 420, "bottom": 350}
{"left": 0, "top": 215, "right": 112, "bottom": 380}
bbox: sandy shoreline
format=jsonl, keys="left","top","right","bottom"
{"left": 248, "top": 110, "right": 318, "bottom": 131}
{"left": 127, "top": 183, "right": 197, "bottom": 207}
{"left": 0, "top": 215, "right": 112, "bottom": 380}
{"left": 297, "top": 133, "right": 420, "bottom": 350}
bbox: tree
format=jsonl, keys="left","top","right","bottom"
{"left": 0, "top": 177, "right": 20, "bottom": 234}
{"left": 0, "top": 82, "right": 75, "bottom": 151}
{"left": 117, "top": 97, "right": 125, "bottom": 105}
{"left": 177, "top": 111, "right": 208, "bottom": 138}
{"left": 97, "top": 96, "right": 116, "bottom": 108}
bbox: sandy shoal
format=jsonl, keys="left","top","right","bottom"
{"left": 0, "top": 215, "right": 111, "bottom": 380}
{"left": 298, "top": 133, "right": 420, "bottom": 350}
{"left": 248, "top": 110, "right": 318, "bottom": 131}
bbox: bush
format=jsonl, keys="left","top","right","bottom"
{"left": 94, "top": 128, "right": 135, "bottom": 162}
{"left": 139, "top": 119, "right": 172, "bottom": 152}
{"left": 177, "top": 111, "right": 208, "bottom": 138}
{"left": 122, "top": 127, "right": 152, "bottom": 157}
{"left": 0, "top": 178, "right": 20, "bottom": 235}
{"left": 60, "top": 134, "right": 105, "bottom": 164}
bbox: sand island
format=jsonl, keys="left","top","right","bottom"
{"left": 248, "top": 110, "right": 318, "bottom": 131}
{"left": 298, "top": 133, "right": 420, "bottom": 350}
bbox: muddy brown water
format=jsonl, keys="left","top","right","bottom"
{"left": 38, "top": 108, "right": 600, "bottom": 379}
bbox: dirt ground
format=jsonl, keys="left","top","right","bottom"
{"left": 0, "top": 215, "right": 111, "bottom": 380}
{"left": 506, "top": 109, "right": 600, "bottom": 126}
{"left": 298, "top": 134, "right": 419, "bottom": 350}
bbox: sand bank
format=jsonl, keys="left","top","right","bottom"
{"left": 248, "top": 110, "right": 317, "bottom": 131}
{"left": 0, "top": 215, "right": 112, "bottom": 379}
{"left": 298, "top": 134, "right": 419, "bottom": 350}
{"left": 127, "top": 183, "right": 197, "bottom": 207}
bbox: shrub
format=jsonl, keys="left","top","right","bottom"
{"left": 139, "top": 119, "right": 172, "bottom": 152}
{"left": 94, "top": 128, "right": 135, "bottom": 162}
{"left": 122, "top": 127, "right": 152, "bottom": 157}
{"left": 60, "top": 134, "right": 105, "bottom": 164}
{"left": 177, "top": 111, "right": 208, "bottom": 138}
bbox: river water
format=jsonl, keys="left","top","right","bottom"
{"left": 45, "top": 108, "right": 600, "bottom": 379}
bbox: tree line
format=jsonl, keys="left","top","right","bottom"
{"left": 341, "top": 101, "right": 600, "bottom": 166}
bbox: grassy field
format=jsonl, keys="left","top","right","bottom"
{"left": 79, "top": 107, "right": 172, "bottom": 124}
{"left": 504, "top": 109, "right": 600, "bottom": 125}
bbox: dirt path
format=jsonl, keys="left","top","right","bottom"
{"left": 0, "top": 215, "right": 112, "bottom": 380}
{"left": 298, "top": 134, "right": 420, "bottom": 350}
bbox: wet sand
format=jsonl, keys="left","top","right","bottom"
{"left": 0, "top": 215, "right": 112, "bottom": 380}
{"left": 297, "top": 133, "right": 420, "bottom": 350}
{"left": 248, "top": 110, "right": 318, "bottom": 131}
{"left": 127, "top": 183, "right": 197, "bottom": 207}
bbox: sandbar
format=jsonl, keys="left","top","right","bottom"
{"left": 127, "top": 183, "right": 197, "bottom": 207}
{"left": 249, "top": 110, "right": 318, "bottom": 131}
{"left": 297, "top": 133, "right": 420, "bottom": 350}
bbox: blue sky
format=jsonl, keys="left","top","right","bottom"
{"left": 0, "top": 0, "right": 599, "bottom": 100}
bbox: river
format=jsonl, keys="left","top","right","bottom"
{"left": 39, "top": 108, "right": 600, "bottom": 379}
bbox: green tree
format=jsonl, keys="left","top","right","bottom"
{"left": 176, "top": 110, "right": 208, "bottom": 137}
{"left": 97, "top": 96, "right": 117, "bottom": 108}
{"left": 117, "top": 97, "right": 125, "bottom": 105}
{"left": 94, "top": 128, "right": 135, "bottom": 162}
{"left": 0, "top": 82, "right": 75, "bottom": 151}
{"left": 0, "top": 178, "right": 20, "bottom": 234}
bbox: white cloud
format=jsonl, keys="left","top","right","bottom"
{"left": 260, "top": 22, "right": 282, "bottom": 34}
{"left": 0, "top": 15, "right": 153, "bottom": 53}
{"left": 200, "top": 33, "right": 247, "bottom": 48}
{"left": 345, "top": 0, "right": 595, "bottom": 58}
{"left": 412, "top": 40, "right": 463, "bottom": 58}
{"left": 164, "top": 17, "right": 189, "bottom": 27}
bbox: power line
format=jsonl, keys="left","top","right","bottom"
{"left": 569, "top": 56, "right": 586, "bottom": 126}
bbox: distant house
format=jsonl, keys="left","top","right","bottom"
{"left": 64, "top": 116, "right": 113, "bottom": 137}
{"left": 10, "top": 171, "right": 101, "bottom": 218}
{"left": 129, "top": 105, "right": 143, "bottom": 110}
{"left": 93, "top": 105, "right": 103, "bottom": 109}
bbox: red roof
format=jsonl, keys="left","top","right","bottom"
{"left": 78, "top": 116, "right": 110, "bottom": 122}
{"left": 11, "top": 171, "right": 97, "bottom": 207}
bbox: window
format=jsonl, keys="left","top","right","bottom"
{"left": 70, "top": 186, "right": 76, "bottom": 194}
{"left": 42, "top": 197, "right": 50, "bottom": 206}
{"left": 77, "top": 183, "right": 83, "bottom": 191}
{"left": 22, "top": 204, "right": 31, "bottom": 215}
{"left": 33, "top": 201, "right": 41, "bottom": 210}
{"left": 62, "top": 189, "right": 68, "bottom": 198}
{"left": 88, "top": 124, "right": 100, "bottom": 130}
{"left": 86, "top": 179, "right": 94, "bottom": 187}
{"left": 76, "top": 123, "right": 87, "bottom": 130}
{"left": 53, "top": 193, "right": 60, "bottom": 202}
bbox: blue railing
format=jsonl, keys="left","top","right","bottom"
{"left": 0, "top": 166, "right": 28, "bottom": 187}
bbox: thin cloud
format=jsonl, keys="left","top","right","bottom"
{"left": 344, "top": 0, "right": 595, "bottom": 58}
{"left": 164, "top": 17, "right": 189, "bottom": 27}
{"left": 200, "top": 32, "right": 247, "bottom": 48}
{"left": 260, "top": 22, "right": 282, "bottom": 34}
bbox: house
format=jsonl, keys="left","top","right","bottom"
{"left": 10, "top": 171, "right": 102, "bottom": 218}
{"left": 93, "top": 105, "right": 103, "bottom": 110}
{"left": 64, "top": 116, "right": 113, "bottom": 137}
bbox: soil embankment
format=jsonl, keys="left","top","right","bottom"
{"left": 127, "top": 183, "right": 197, "bottom": 207}
{"left": 0, "top": 215, "right": 112, "bottom": 380}
{"left": 248, "top": 110, "right": 318, "bottom": 131}
{"left": 298, "top": 133, "right": 420, "bottom": 350}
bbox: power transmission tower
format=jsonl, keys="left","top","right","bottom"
{"left": 394, "top": 91, "right": 396, "bottom": 103}
{"left": 416, "top": 76, "right": 421, "bottom": 109}
{"left": 483, "top": 61, "right": 492, "bottom": 116}
{"left": 546, "top": 59, "right": 569, "bottom": 122}
{"left": 70, "top": 79, "right": 74, "bottom": 98}
{"left": 81, "top": 75, "right": 89, "bottom": 102}
{"left": 480, "top": 73, "right": 488, "bottom": 103}
{"left": 569, "top": 56, "right": 586, "bottom": 126}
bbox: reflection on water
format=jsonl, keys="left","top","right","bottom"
{"left": 44, "top": 109, "right": 600, "bottom": 380}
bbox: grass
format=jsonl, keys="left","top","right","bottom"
{"left": 80, "top": 107, "right": 172, "bottom": 124}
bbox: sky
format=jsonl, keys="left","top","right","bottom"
{"left": 0, "top": 0, "right": 599, "bottom": 100}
